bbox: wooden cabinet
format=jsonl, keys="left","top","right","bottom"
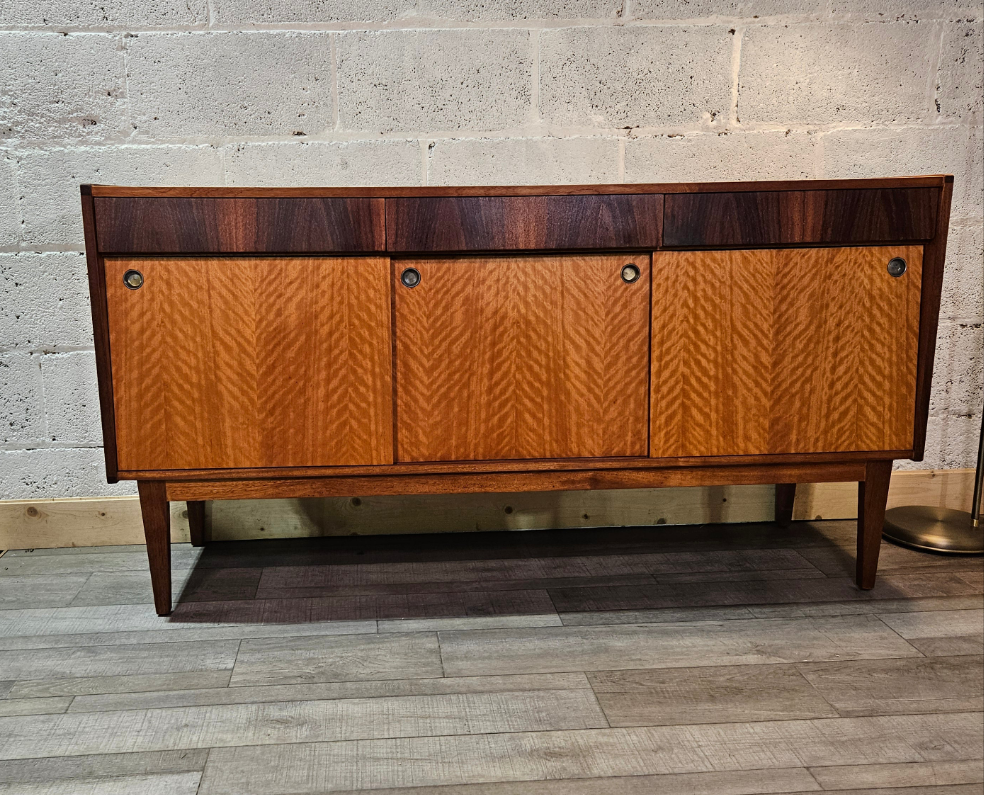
{"left": 81, "top": 177, "right": 953, "bottom": 615}
{"left": 650, "top": 246, "right": 923, "bottom": 458}
{"left": 394, "top": 255, "right": 651, "bottom": 462}
{"left": 104, "top": 256, "right": 393, "bottom": 471}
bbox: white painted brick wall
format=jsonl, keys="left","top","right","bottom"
{"left": 0, "top": 0, "right": 980, "bottom": 499}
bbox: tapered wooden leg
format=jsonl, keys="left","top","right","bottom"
{"left": 857, "top": 461, "right": 892, "bottom": 590}
{"left": 775, "top": 483, "right": 796, "bottom": 527}
{"left": 138, "top": 481, "right": 172, "bottom": 616}
{"left": 187, "top": 500, "right": 211, "bottom": 547}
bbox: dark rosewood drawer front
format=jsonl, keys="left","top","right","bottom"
{"left": 386, "top": 194, "right": 662, "bottom": 252}
{"left": 94, "top": 197, "right": 385, "bottom": 253}
{"left": 663, "top": 188, "right": 939, "bottom": 247}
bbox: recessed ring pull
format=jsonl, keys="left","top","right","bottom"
{"left": 887, "top": 257, "right": 907, "bottom": 277}
{"left": 621, "top": 263, "right": 640, "bottom": 283}
{"left": 123, "top": 269, "right": 144, "bottom": 290}
{"left": 401, "top": 268, "right": 421, "bottom": 288}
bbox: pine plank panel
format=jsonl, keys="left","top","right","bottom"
{"left": 809, "top": 760, "right": 984, "bottom": 789}
{"left": 0, "top": 690, "right": 607, "bottom": 760}
{"left": 0, "top": 639, "right": 238, "bottom": 681}
{"left": 438, "top": 616, "right": 920, "bottom": 677}
{"left": 548, "top": 571, "right": 984, "bottom": 613}
{"left": 561, "top": 605, "right": 757, "bottom": 626}
{"left": 0, "top": 750, "right": 209, "bottom": 785}
{"left": 907, "top": 636, "right": 984, "bottom": 657}
{"left": 68, "top": 673, "right": 591, "bottom": 713}
{"left": 230, "top": 632, "right": 443, "bottom": 686}
{"left": 395, "top": 255, "right": 650, "bottom": 462}
{"left": 286, "top": 768, "right": 822, "bottom": 795}
{"left": 0, "top": 772, "right": 203, "bottom": 795}
{"left": 105, "top": 256, "right": 393, "bottom": 470}
{"left": 587, "top": 664, "right": 838, "bottom": 726}
{"left": 0, "top": 698, "right": 73, "bottom": 718}
{"left": 376, "top": 615, "right": 562, "bottom": 632}
{"left": 8, "top": 671, "right": 232, "bottom": 700}
{"left": 197, "top": 713, "right": 983, "bottom": 794}
{"left": 878, "top": 609, "right": 984, "bottom": 638}
{"left": 796, "top": 655, "right": 983, "bottom": 717}
{"left": 0, "top": 602, "right": 376, "bottom": 641}
{"left": 650, "top": 246, "right": 922, "bottom": 457}
{"left": 746, "top": 595, "right": 984, "bottom": 620}
{"left": 66, "top": 568, "right": 261, "bottom": 607}
{"left": 0, "top": 577, "right": 90, "bottom": 610}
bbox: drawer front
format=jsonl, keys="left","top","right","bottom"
{"left": 105, "top": 256, "right": 394, "bottom": 470}
{"left": 394, "top": 255, "right": 651, "bottom": 462}
{"left": 650, "top": 246, "right": 923, "bottom": 458}
{"left": 386, "top": 194, "right": 662, "bottom": 252}
{"left": 663, "top": 188, "right": 939, "bottom": 247}
{"left": 94, "top": 197, "right": 385, "bottom": 253}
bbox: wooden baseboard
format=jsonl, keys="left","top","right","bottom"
{"left": 0, "top": 469, "right": 976, "bottom": 550}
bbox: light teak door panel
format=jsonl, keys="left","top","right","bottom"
{"left": 106, "top": 257, "right": 393, "bottom": 470}
{"left": 395, "top": 255, "right": 651, "bottom": 462}
{"left": 650, "top": 246, "right": 922, "bottom": 458}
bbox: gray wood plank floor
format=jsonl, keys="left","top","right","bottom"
{"left": 0, "top": 519, "right": 981, "bottom": 794}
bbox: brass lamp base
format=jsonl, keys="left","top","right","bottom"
{"left": 883, "top": 505, "right": 984, "bottom": 555}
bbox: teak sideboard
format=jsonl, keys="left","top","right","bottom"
{"left": 81, "top": 176, "right": 953, "bottom": 616}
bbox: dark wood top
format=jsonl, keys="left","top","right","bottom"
{"left": 83, "top": 175, "right": 951, "bottom": 199}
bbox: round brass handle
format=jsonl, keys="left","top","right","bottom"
{"left": 887, "top": 257, "right": 907, "bottom": 277}
{"left": 621, "top": 263, "right": 640, "bottom": 283}
{"left": 123, "top": 269, "right": 144, "bottom": 290}
{"left": 400, "top": 268, "right": 421, "bottom": 288}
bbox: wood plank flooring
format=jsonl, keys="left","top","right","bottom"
{"left": 0, "top": 519, "right": 981, "bottom": 794}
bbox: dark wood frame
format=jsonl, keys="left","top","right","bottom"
{"left": 81, "top": 176, "right": 954, "bottom": 616}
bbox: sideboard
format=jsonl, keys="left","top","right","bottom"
{"left": 81, "top": 176, "right": 953, "bottom": 616}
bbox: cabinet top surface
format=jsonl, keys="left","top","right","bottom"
{"left": 84, "top": 175, "right": 951, "bottom": 198}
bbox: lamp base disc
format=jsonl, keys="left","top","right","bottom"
{"left": 883, "top": 506, "right": 983, "bottom": 555}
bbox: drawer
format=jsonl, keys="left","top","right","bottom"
{"left": 663, "top": 188, "right": 939, "bottom": 247}
{"left": 386, "top": 194, "right": 662, "bottom": 252}
{"left": 94, "top": 197, "right": 385, "bottom": 253}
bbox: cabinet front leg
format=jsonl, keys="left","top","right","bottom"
{"left": 775, "top": 483, "right": 796, "bottom": 527}
{"left": 857, "top": 461, "right": 892, "bottom": 590}
{"left": 138, "top": 481, "right": 172, "bottom": 616}
{"left": 187, "top": 500, "right": 211, "bottom": 547}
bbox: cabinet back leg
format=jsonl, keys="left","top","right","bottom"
{"left": 187, "top": 500, "right": 211, "bottom": 547}
{"left": 857, "top": 461, "right": 892, "bottom": 590}
{"left": 775, "top": 483, "right": 796, "bottom": 527}
{"left": 138, "top": 481, "right": 172, "bottom": 616}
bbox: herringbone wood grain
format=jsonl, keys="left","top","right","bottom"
{"left": 394, "top": 255, "right": 651, "bottom": 462}
{"left": 650, "top": 246, "right": 923, "bottom": 458}
{"left": 105, "top": 257, "right": 394, "bottom": 470}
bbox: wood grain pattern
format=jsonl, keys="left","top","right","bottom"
{"left": 394, "top": 255, "right": 651, "bottom": 462}
{"left": 663, "top": 189, "right": 939, "bottom": 247}
{"left": 85, "top": 175, "right": 949, "bottom": 198}
{"left": 105, "top": 257, "right": 393, "bottom": 471}
{"left": 164, "top": 462, "right": 867, "bottom": 501}
{"left": 93, "top": 198, "right": 385, "bottom": 253}
{"left": 857, "top": 460, "right": 892, "bottom": 590}
{"left": 386, "top": 196, "right": 661, "bottom": 252}
{"left": 650, "top": 246, "right": 923, "bottom": 458}
{"left": 137, "top": 481, "right": 172, "bottom": 616}
{"left": 81, "top": 191, "right": 119, "bottom": 483}
{"left": 116, "top": 449, "right": 908, "bottom": 482}
{"left": 912, "top": 180, "right": 953, "bottom": 459}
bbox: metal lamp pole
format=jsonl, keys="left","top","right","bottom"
{"left": 883, "top": 410, "right": 984, "bottom": 554}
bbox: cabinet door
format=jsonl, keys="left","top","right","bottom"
{"left": 395, "top": 255, "right": 651, "bottom": 462}
{"left": 650, "top": 246, "right": 923, "bottom": 458}
{"left": 105, "top": 257, "right": 393, "bottom": 471}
